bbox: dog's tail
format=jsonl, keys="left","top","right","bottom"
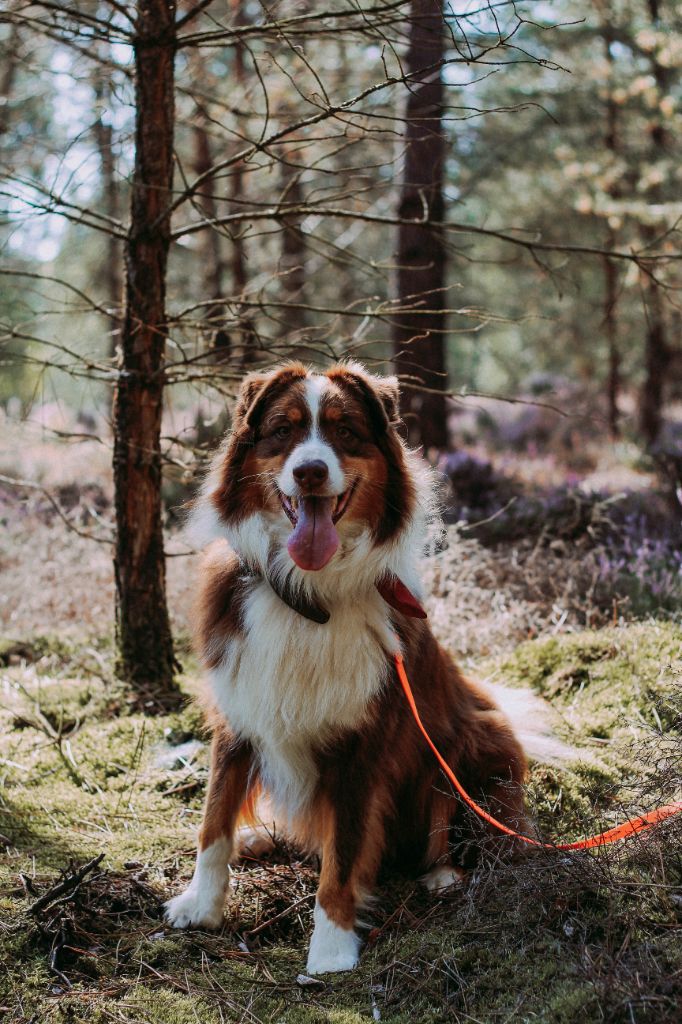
{"left": 484, "top": 681, "right": 586, "bottom": 766}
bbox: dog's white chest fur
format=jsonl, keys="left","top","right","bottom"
{"left": 209, "top": 580, "right": 395, "bottom": 814}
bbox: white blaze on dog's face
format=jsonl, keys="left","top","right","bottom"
{"left": 276, "top": 376, "right": 349, "bottom": 570}
{"left": 208, "top": 362, "right": 415, "bottom": 573}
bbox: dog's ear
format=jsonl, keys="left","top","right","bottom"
{"left": 233, "top": 371, "right": 272, "bottom": 426}
{"left": 327, "top": 362, "right": 401, "bottom": 433}
{"left": 372, "top": 374, "right": 400, "bottom": 425}
{"left": 233, "top": 364, "right": 308, "bottom": 433}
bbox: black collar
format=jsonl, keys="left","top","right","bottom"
{"left": 238, "top": 556, "right": 427, "bottom": 625}
{"left": 239, "top": 555, "right": 330, "bottom": 623}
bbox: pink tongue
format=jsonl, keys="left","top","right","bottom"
{"left": 287, "top": 496, "right": 339, "bottom": 571}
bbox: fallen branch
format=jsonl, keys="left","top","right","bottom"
{"left": 243, "top": 892, "right": 315, "bottom": 940}
{"left": 29, "top": 854, "right": 105, "bottom": 915}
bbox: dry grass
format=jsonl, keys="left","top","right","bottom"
{"left": 1, "top": 420, "right": 681, "bottom": 1023}
{"left": 1, "top": 418, "right": 675, "bottom": 657}
{"left": 0, "top": 420, "right": 196, "bottom": 640}
{"left": 0, "top": 628, "right": 680, "bottom": 1024}
{"left": 0, "top": 448, "right": 634, "bottom": 661}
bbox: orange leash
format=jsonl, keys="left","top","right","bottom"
{"left": 394, "top": 652, "right": 682, "bottom": 851}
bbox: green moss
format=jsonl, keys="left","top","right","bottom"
{"left": 493, "top": 622, "right": 681, "bottom": 735}
{"left": 0, "top": 625, "right": 680, "bottom": 1022}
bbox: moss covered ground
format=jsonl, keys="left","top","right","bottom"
{"left": 0, "top": 626, "right": 680, "bottom": 1024}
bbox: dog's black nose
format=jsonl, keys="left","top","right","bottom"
{"left": 293, "top": 460, "right": 329, "bottom": 490}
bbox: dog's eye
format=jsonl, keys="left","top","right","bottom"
{"left": 275, "top": 424, "right": 291, "bottom": 440}
{"left": 336, "top": 425, "right": 353, "bottom": 440}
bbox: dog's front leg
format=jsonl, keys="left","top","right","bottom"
{"left": 306, "top": 798, "right": 383, "bottom": 975}
{"left": 165, "top": 731, "right": 254, "bottom": 930}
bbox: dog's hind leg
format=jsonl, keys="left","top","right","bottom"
{"left": 165, "top": 731, "right": 255, "bottom": 930}
{"left": 455, "top": 720, "right": 532, "bottom": 863}
{"left": 236, "top": 794, "right": 280, "bottom": 860}
{"left": 237, "top": 824, "right": 276, "bottom": 859}
{"left": 421, "top": 790, "right": 466, "bottom": 892}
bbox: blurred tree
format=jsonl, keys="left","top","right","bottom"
{"left": 91, "top": 57, "right": 123, "bottom": 377}
{"left": 599, "top": 3, "right": 622, "bottom": 439}
{"left": 0, "top": 13, "right": 57, "bottom": 407}
{"left": 450, "top": 0, "right": 682, "bottom": 441}
{"left": 638, "top": 0, "right": 674, "bottom": 446}
{"left": 279, "top": 146, "right": 307, "bottom": 348}
{"left": 191, "top": 99, "right": 228, "bottom": 351}
{"left": 228, "top": 0, "right": 256, "bottom": 369}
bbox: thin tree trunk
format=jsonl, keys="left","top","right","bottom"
{"left": 392, "top": 0, "right": 447, "bottom": 451}
{"left": 112, "top": 0, "right": 179, "bottom": 706}
{"left": 92, "top": 66, "right": 123, "bottom": 384}
{"left": 229, "top": 0, "right": 257, "bottom": 368}
{"left": 274, "top": 5, "right": 307, "bottom": 352}
{"left": 279, "top": 149, "right": 307, "bottom": 344}
{"left": 0, "top": 21, "right": 21, "bottom": 137}
{"left": 229, "top": 153, "right": 257, "bottom": 369}
{"left": 600, "top": 15, "right": 620, "bottom": 439}
{"left": 604, "top": 253, "right": 620, "bottom": 439}
{"left": 218, "top": 0, "right": 256, "bottom": 369}
{"left": 638, "top": 0, "right": 671, "bottom": 445}
{"left": 640, "top": 281, "right": 669, "bottom": 445}
{"left": 192, "top": 110, "right": 229, "bottom": 353}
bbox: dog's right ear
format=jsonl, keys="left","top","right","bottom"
{"left": 233, "top": 371, "right": 272, "bottom": 426}
{"left": 232, "top": 363, "right": 308, "bottom": 433}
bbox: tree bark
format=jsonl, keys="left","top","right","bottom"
{"left": 392, "top": 0, "right": 447, "bottom": 451}
{"left": 112, "top": 0, "right": 179, "bottom": 705}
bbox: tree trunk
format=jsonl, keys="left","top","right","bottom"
{"left": 640, "top": 280, "right": 670, "bottom": 446}
{"left": 229, "top": 152, "right": 257, "bottom": 369}
{"left": 600, "top": 15, "right": 620, "bottom": 439}
{"left": 604, "top": 254, "right": 620, "bottom": 439}
{"left": 92, "top": 65, "right": 123, "bottom": 385}
{"left": 112, "top": 0, "right": 179, "bottom": 707}
{"left": 392, "top": 0, "right": 447, "bottom": 451}
{"left": 279, "top": 149, "right": 307, "bottom": 346}
{"left": 638, "top": 0, "right": 671, "bottom": 446}
{"left": 228, "top": 0, "right": 257, "bottom": 368}
{"left": 192, "top": 110, "right": 229, "bottom": 352}
{"left": 0, "top": 20, "right": 21, "bottom": 137}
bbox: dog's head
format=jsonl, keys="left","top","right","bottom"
{"left": 194, "top": 362, "right": 427, "bottom": 589}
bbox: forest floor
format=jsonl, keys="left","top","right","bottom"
{"left": 1, "top": 421, "right": 681, "bottom": 1023}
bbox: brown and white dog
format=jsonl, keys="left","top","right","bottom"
{"left": 165, "top": 361, "right": 548, "bottom": 974}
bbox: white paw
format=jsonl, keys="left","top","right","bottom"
{"left": 421, "top": 865, "right": 465, "bottom": 893}
{"left": 306, "top": 901, "right": 361, "bottom": 975}
{"left": 165, "top": 837, "right": 231, "bottom": 929}
{"left": 164, "top": 882, "right": 226, "bottom": 930}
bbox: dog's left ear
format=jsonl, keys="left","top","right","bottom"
{"left": 372, "top": 373, "right": 400, "bottom": 425}
{"left": 328, "top": 362, "right": 401, "bottom": 433}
